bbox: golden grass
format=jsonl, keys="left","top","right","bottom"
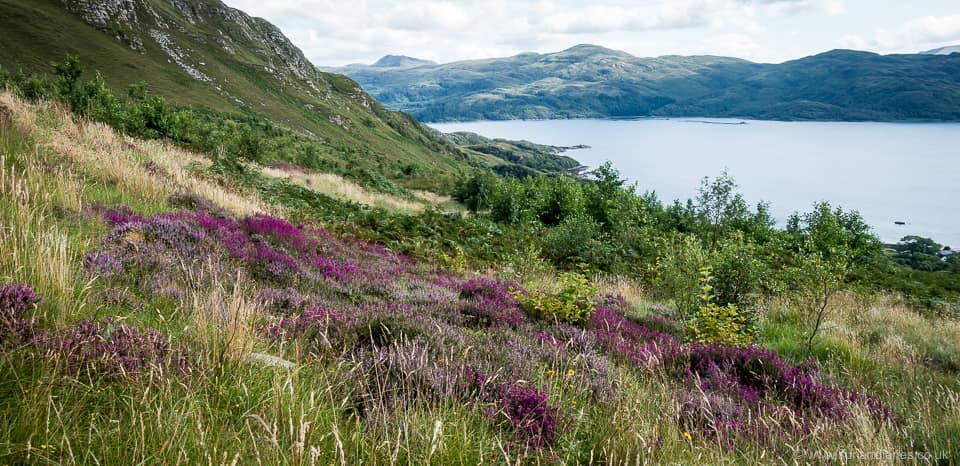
{"left": 0, "top": 92, "right": 270, "bottom": 218}
{"left": 261, "top": 165, "right": 426, "bottom": 214}
{"left": 188, "top": 270, "right": 261, "bottom": 367}
{"left": 0, "top": 155, "right": 87, "bottom": 320}
{"left": 828, "top": 292, "right": 960, "bottom": 369}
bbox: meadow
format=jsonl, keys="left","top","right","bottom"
{"left": 2, "top": 87, "right": 959, "bottom": 464}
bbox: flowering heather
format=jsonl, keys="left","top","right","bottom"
{"left": 242, "top": 214, "right": 312, "bottom": 253}
{"left": 0, "top": 283, "right": 41, "bottom": 317}
{"left": 268, "top": 306, "right": 346, "bottom": 340}
{"left": 0, "top": 284, "right": 41, "bottom": 346}
{"left": 463, "top": 366, "right": 566, "bottom": 450}
{"left": 100, "top": 205, "right": 147, "bottom": 225}
{"left": 257, "top": 287, "right": 313, "bottom": 315}
{"left": 586, "top": 305, "right": 891, "bottom": 442}
{"left": 247, "top": 242, "right": 299, "bottom": 281}
{"left": 458, "top": 278, "right": 525, "bottom": 327}
{"left": 312, "top": 257, "right": 360, "bottom": 282}
{"left": 78, "top": 206, "right": 896, "bottom": 454}
{"left": 84, "top": 250, "right": 125, "bottom": 276}
{"left": 33, "top": 318, "right": 189, "bottom": 378}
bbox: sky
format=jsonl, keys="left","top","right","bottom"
{"left": 222, "top": 0, "right": 960, "bottom": 66}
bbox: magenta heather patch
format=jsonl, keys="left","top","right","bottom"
{"left": 243, "top": 214, "right": 313, "bottom": 253}
{"left": 586, "top": 304, "right": 890, "bottom": 443}
{"left": 84, "top": 251, "right": 124, "bottom": 275}
{"left": 0, "top": 283, "right": 41, "bottom": 316}
{"left": 0, "top": 284, "right": 41, "bottom": 346}
{"left": 34, "top": 318, "right": 189, "bottom": 378}
{"left": 100, "top": 205, "right": 146, "bottom": 225}
{"left": 458, "top": 278, "right": 525, "bottom": 327}
{"left": 312, "top": 257, "right": 360, "bottom": 282}
{"left": 463, "top": 366, "right": 566, "bottom": 451}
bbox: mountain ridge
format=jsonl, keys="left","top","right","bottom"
{"left": 0, "top": 0, "right": 515, "bottom": 190}
{"left": 332, "top": 44, "right": 960, "bottom": 122}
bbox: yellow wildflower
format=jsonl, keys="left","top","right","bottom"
{"left": 683, "top": 432, "right": 692, "bottom": 441}
{"left": 566, "top": 369, "right": 575, "bottom": 376}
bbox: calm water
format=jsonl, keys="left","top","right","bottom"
{"left": 431, "top": 118, "right": 960, "bottom": 247}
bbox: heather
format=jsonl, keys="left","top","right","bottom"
{"left": 1, "top": 89, "right": 958, "bottom": 464}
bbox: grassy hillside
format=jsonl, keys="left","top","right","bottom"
{"left": 0, "top": 0, "right": 502, "bottom": 189}
{"left": 2, "top": 91, "right": 959, "bottom": 464}
{"left": 334, "top": 45, "right": 960, "bottom": 122}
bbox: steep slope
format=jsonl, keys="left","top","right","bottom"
{"left": 334, "top": 45, "right": 960, "bottom": 122}
{"left": 0, "top": 0, "right": 492, "bottom": 187}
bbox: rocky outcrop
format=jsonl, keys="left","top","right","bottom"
{"left": 59, "top": 0, "right": 139, "bottom": 29}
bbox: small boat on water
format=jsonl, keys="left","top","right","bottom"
{"left": 894, "top": 221, "right": 906, "bottom": 225}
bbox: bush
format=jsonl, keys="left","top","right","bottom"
{"left": 652, "top": 233, "right": 710, "bottom": 318}
{"left": 687, "top": 267, "right": 754, "bottom": 346}
{"left": 513, "top": 272, "right": 598, "bottom": 325}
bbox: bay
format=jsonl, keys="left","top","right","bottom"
{"left": 431, "top": 118, "right": 960, "bottom": 247}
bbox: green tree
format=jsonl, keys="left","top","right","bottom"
{"left": 894, "top": 236, "right": 946, "bottom": 271}
{"left": 786, "top": 201, "right": 881, "bottom": 270}
{"left": 52, "top": 54, "right": 83, "bottom": 110}
{"left": 784, "top": 238, "right": 851, "bottom": 355}
{"left": 695, "top": 170, "right": 749, "bottom": 248}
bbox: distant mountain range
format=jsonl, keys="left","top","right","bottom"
{"left": 923, "top": 45, "right": 960, "bottom": 55}
{"left": 331, "top": 44, "right": 960, "bottom": 122}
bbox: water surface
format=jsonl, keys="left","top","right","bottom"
{"left": 431, "top": 118, "right": 960, "bottom": 246}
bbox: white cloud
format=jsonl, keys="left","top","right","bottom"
{"left": 224, "top": 0, "right": 959, "bottom": 66}
{"left": 839, "top": 14, "right": 960, "bottom": 52}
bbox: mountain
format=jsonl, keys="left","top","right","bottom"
{"left": 0, "top": 0, "right": 511, "bottom": 189}
{"left": 922, "top": 45, "right": 960, "bottom": 55}
{"left": 371, "top": 55, "right": 435, "bottom": 68}
{"left": 332, "top": 45, "right": 960, "bottom": 122}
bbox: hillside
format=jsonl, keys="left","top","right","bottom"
{"left": 3, "top": 86, "right": 960, "bottom": 463}
{"left": 0, "top": 0, "right": 553, "bottom": 188}
{"left": 333, "top": 45, "right": 960, "bottom": 122}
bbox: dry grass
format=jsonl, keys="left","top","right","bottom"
{"left": 188, "top": 270, "right": 261, "bottom": 367}
{"left": 0, "top": 159, "right": 87, "bottom": 321}
{"left": 595, "top": 275, "right": 648, "bottom": 306}
{"left": 261, "top": 165, "right": 426, "bottom": 214}
{"left": 0, "top": 92, "right": 270, "bottom": 218}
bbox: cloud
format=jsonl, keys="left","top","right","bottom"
{"left": 840, "top": 14, "right": 960, "bottom": 52}
{"left": 222, "top": 0, "right": 851, "bottom": 65}
{"left": 537, "top": 4, "right": 708, "bottom": 34}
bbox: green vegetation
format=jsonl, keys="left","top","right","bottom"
{"left": 513, "top": 272, "right": 599, "bottom": 325}
{"left": 0, "top": 2, "right": 958, "bottom": 463}
{"left": 336, "top": 45, "right": 960, "bottom": 122}
{"left": 0, "top": 0, "right": 576, "bottom": 192}
{"left": 2, "top": 61, "right": 959, "bottom": 465}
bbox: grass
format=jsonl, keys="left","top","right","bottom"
{"left": 1, "top": 93, "right": 959, "bottom": 464}
{"left": 0, "top": 0, "right": 499, "bottom": 192}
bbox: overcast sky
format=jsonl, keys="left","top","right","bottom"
{"left": 223, "top": 0, "right": 960, "bottom": 66}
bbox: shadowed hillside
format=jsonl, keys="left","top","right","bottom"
{"left": 333, "top": 45, "right": 960, "bottom": 122}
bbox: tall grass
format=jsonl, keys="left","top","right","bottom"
{"left": 1, "top": 92, "right": 958, "bottom": 465}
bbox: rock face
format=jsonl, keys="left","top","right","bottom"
{"left": 0, "top": 0, "right": 475, "bottom": 181}
{"left": 60, "top": 0, "right": 139, "bottom": 29}
{"left": 57, "top": 0, "right": 327, "bottom": 97}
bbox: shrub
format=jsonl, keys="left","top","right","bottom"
{"left": 687, "top": 268, "right": 754, "bottom": 347}
{"left": 652, "top": 233, "right": 710, "bottom": 318}
{"left": 514, "top": 272, "right": 598, "bottom": 325}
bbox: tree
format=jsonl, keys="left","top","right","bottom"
{"left": 784, "top": 238, "right": 851, "bottom": 355}
{"left": 695, "top": 170, "right": 749, "bottom": 248}
{"left": 786, "top": 201, "right": 881, "bottom": 269}
{"left": 893, "top": 236, "right": 946, "bottom": 271}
